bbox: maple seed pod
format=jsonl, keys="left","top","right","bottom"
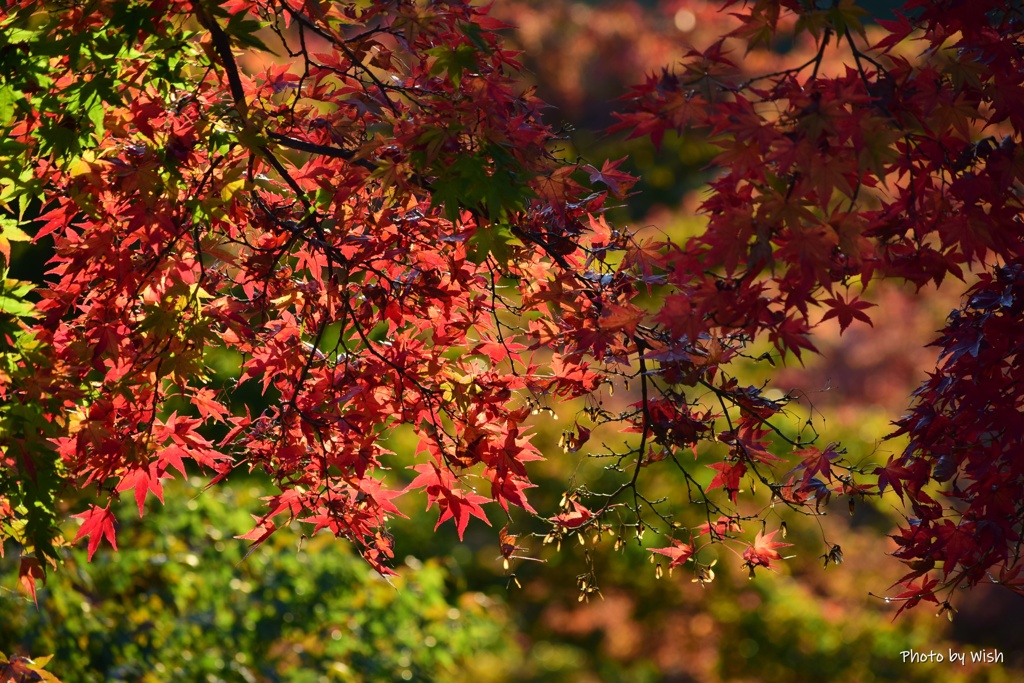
{"left": 780, "top": 521, "right": 788, "bottom": 539}
{"left": 503, "top": 558, "right": 510, "bottom": 571}
{"left": 614, "top": 538, "right": 625, "bottom": 551}
{"left": 655, "top": 563, "right": 663, "bottom": 579}
{"left": 578, "top": 534, "right": 586, "bottom": 546}
{"left": 849, "top": 498, "right": 856, "bottom": 516}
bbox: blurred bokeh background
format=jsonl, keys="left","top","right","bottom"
{"left": 3, "top": 1, "right": 1022, "bottom": 681}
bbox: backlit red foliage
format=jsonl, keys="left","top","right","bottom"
{"left": 2, "top": 0, "right": 1023, "bottom": 615}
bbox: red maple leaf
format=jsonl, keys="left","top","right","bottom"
{"left": 706, "top": 460, "right": 747, "bottom": 502}
{"left": 407, "top": 463, "right": 491, "bottom": 540}
{"left": 890, "top": 575, "right": 940, "bottom": 618}
{"left": 934, "top": 521, "right": 979, "bottom": 577}
{"left": 18, "top": 557, "right": 45, "bottom": 605}
{"left": 599, "top": 302, "right": 646, "bottom": 335}
{"left": 552, "top": 501, "right": 593, "bottom": 529}
{"left": 769, "top": 315, "right": 819, "bottom": 362}
{"left": 820, "top": 293, "right": 876, "bottom": 333}
{"left": 72, "top": 505, "right": 118, "bottom": 561}
{"left": 649, "top": 538, "right": 694, "bottom": 568}
{"left": 790, "top": 444, "right": 840, "bottom": 483}
{"left": 585, "top": 156, "right": 637, "bottom": 199}
{"left": 435, "top": 489, "right": 492, "bottom": 540}
{"left": 190, "top": 387, "right": 230, "bottom": 423}
{"left": 116, "top": 462, "right": 172, "bottom": 517}
{"left": 695, "top": 516, "right": 743, "bottom": 539}
{"left": 489, "top": 472, "right": 538, "bottom": 513}
{"left": 743, "top": 529, "right": 792, "bottom": 572}
{"left": 236, "top": 514, "right": 278, "bottom": 552}
{"left": 873, "top": 456, "right": 913, "bottom": 499}
{"left": 358, "top": 478, "right": 407, "bottom": 518}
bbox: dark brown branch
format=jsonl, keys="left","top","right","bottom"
{"left": 268, "top": 133, "right": 376, "bottom": 173}
{"left": 191, "top": 1, "right": 247, "bottom": 115}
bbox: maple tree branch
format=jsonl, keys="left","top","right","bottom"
{"left": 267, "top": 133, "right": 362, "bottom": 163}
{"left": 630, "top": 335, "right": 652, "bottom": 507}
{"left": 697, "top": 377, "right": 801, "bottom": 449}
{"left": 508, "top": 225, "right": 576, "bottom": 272}
{"left": 809, "top": 27, "right": 833, "bottom": 82}
{"left": 191, "top": 2, "right": 247, "bottom": 115}
{"left": 284, "top": 317, "right": 328, "bottom": 421}
{"left": 191, "top": 2, "right": 322, "bottom": 215}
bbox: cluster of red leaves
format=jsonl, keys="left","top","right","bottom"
{"left": 617, "top": 0, "right": 1024, "bottom": 606}
{"left": 887, "top": 264, "right": 1024, "bottom": 602}
{"left": 4, "top": 0, "right": 630, "bottom": 581}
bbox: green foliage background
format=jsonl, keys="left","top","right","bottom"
{"left": 2, "top": 469, "right": 1017, "bottom": 682}
{"left": 0, "top": 480, "right": 521, "bottom": 683}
